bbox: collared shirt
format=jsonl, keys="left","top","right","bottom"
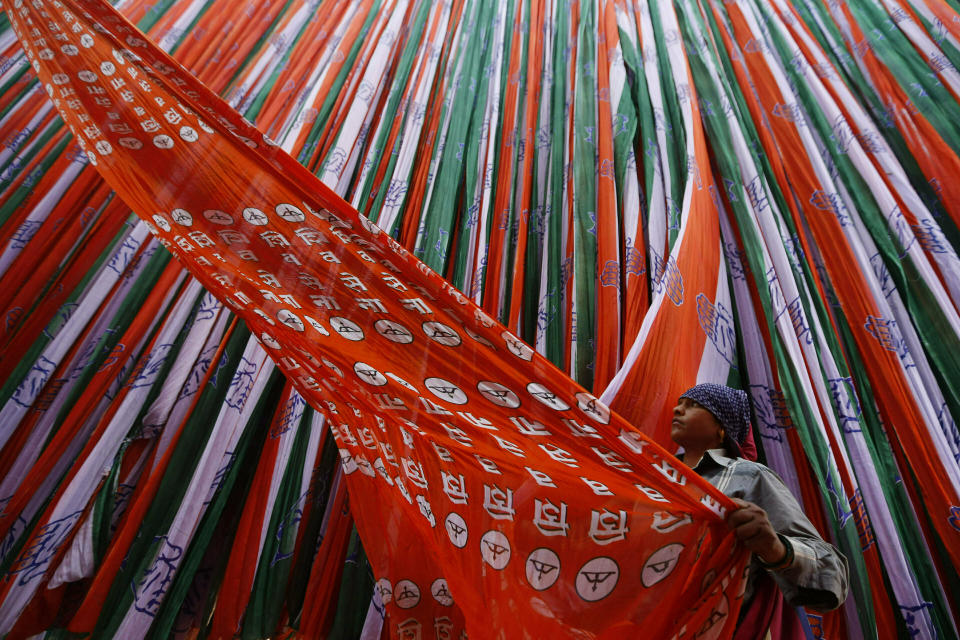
{"left": 690, "top": 449, "right": 849, "bottom": 611}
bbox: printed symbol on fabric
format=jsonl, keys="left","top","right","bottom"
{"left": 825, "top": 474, "right": 853, "bottom": 528}
{"left": 575, "top": 557, "right": 619, "bottom": 601}
{"left": 118, "top": 137, "right": 143, "bottom": 150}
{"left": 696, "top": 294, "right": 737, "bottom": 368}
{"left": 463, "top": 324, "right": 495, "bottom": 349}
{"left": 533, "top": 499, "right": 569, "bottom": 536}
{"left": 771, "top": 102, "right": 805, "bottom": 124}
{"left": 828, "top": 377, "right": 862, "bottom": 433}
{"left": 417, "top": 495, "right": 436, "bottom": 527}
{"left": 600, "top": 260, "right": 619, "bottom": 287}
{"left": 375, "top": 319, "right": 414, "bottom": 343}
{"left": 130, "top": 343, "right": 175, "bottom": 389}
{"left": 275, "top": 203, "right": 305, "bottom": 222}
{"left": 153, "top": 134, "right": 174, "bottom": 149}
{"left": 809, "top": 190, "right": 849, "bottom": 227}
{"left": 259, "top": 332, "right": 281, "bottom": 350}
{"left": 422, "top": 321, "right": 461, "bottom": 346}
{"left": 697, "top": 595, "right": 730, "bottom": 640}
{"left": 375, "top": 578, "right": 393, "bottom": 605}
{"left": 329, "top": 316, "right": 364, "bottom": 341}
{"left": 303, "top": 315, "right": 329, "bottom": 336}
{"left": 12, "top": 355, "right": 56, "bottom": 408}
{"left": 863, "top": 316, "right": 910, "bottom": 364}
{"left": 525, "top": 548, "right": 561, "bottom": 591}
{"left": 748, "top": 385, "right": 792, "bottom": 441}
{"left": 441, "top": 471, "right": 468, "bottom": 504}
{"left": 445, "top": 513, "right": 468, "bottom": 548}
{"left": 354, "top": 362, "right": 387, "bottom": 386}
{"left": 483, "top": 484, "right": 515, "bottom": 520}
{"left": 806, "top": 614, "right": 825, "bottom": 640}
{"left": 393, "top": 579, "right": 421, "bottom": 609}
{"left": 641, "top": 543, "right": 683, "bottom": 587}
{"left": 424, "top": 377, "right": 468, "bottom": 405}
{"left": 276, "top": 309, "right": 304, "bottom": 332}
{"left": 885, "top": 205, "right": 917, "bottom": 258}
{"left": 480, "top": 530, "right": 511, "bottom": 569}
{"left": 651, "top": 511, "right": 693, "bottom": 533}
{"left": 10, "top": 510, "right": 83, "bottom": 585}
{"left": 589, "top": 509, "right": 629, "bottom": 545}
{"left": 386, "top": 372, "right": 417, "bottom": 392}
{"left": 431, "top": 578, "right": 454, "bottom": 606}
{"left": 321, "top": 358, "right": 344, "bottom": 378}
{"left": 132, "top": 536, "right": 184, "bottom": 617}
{"left": 242, "top": 207, "right": 269, "bottom": 226}
{"left": 948, "top": 506, "right": 960, "bottom": 532}
{"left": 358, "top": 214, "right": 381, "bottom": 237}
{"left": 170, "top": 208, "right": 193, "bottom": 226}
{"left": 225, "top": 357, "right": 258, "bottom": 410}
{"left": 179, "top": 126, "right": 198, "bottom": 142}
{"left": 152, "top": 213, "right": 171, "bottom": 232}
{"left": 203, "top": 209, "right": 234, "bottom": 225}
{"left": 575, "top": 392, "right": 610, "bottom": 425}
{"left": 526, "top": 383, "right": 570, "bottom": 411}
{"left": 477, "top": 381, "right": 520, "bottom": 408}
{"left": 501, "top": 331, "right": 534, "bottom": 360}
{"left": 396, "top": 618, "right": 421, "bottom": 640}
{"left": 899, "top": 603, "right": 934, "bottom": 638}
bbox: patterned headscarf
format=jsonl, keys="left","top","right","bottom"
{"left": 679, "top": 383, "right": 751, "bottom": 457}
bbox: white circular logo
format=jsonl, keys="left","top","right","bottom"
{"left": 99, "top": 61, "right": 116, "bottom": 75}
{"left": 575, "top": 392, "right": 611, "bottom": 424}
{"left": 641, "top": 543, "right": 684, "bottom": 588}
{"left": 526, "top": 383, "right": 570, "bottom": 411}
{"left": 118, "top": 137, "right": 143, "bottom": 150}
{"left": 393, "top": 580, "right": 420, "bottom": 609}
{"left": 330, "top": 317, "right": 364, "bottom": 341}
{"left": 422, "top": 321, "right": 461, "bottom": 346}
{"left": 477, "top": 381, "right": 520, "bottom": 408}
{"left": 385, "top": 372, "right": 417, "bottom": 391}
{"left": 576, "top": 557, "right": 619, "bottom": 601}
{"left": 152, "top": 134, "right": 174, "bottom": 149}
{"left": 480, "top": 530, "right": 511, "bottom": 570}
{"left": 203, "top": 209, "right": 234, "bottom": 225}
{"left": 259, "top": 332, "right": 281, "bottom": 350}
{"left": 525, "top": 548, "right": 561, "bottom": 591}
{"left": 354, "top": 362, "right": 387, "bottom": 386}
{"left": 431, "top": 578, "right": 453, "bottom": 606}
{"left": 374, "top": 578, "right": 392, "bottom": 605}
{"left": 424, "top": 377, "right": 468, "bottom": 405}
{"left": 277, "top": 309, "right": 304, "bottom": 332}
{"left": 374, "top": 319, "right": 413, "bottom": 344}
{"left": 170, "top": 209, "right": 193, "bottom": 226}
{"left": 151, "top": 213, "right": 170, "bottom": 232}
{"left": 179, "top": 126, "right": 198, "bottom": 142}
{"left": 444, "top": 512, "right": 468, "bottom": 548}
{"left": 242, "top": 207, "right": 269, "bottom": 226}
{"left": 275, "top": 203, "right": 305, "bottom": 222}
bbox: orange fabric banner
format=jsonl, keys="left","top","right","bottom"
{"left": 0, "top": 0, "right": 749, "bottom": 636}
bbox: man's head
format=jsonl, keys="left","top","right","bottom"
{"left": 672, "top": 383, "right": 751, "bottom": 457}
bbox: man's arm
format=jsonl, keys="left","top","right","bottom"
{"left": 727, "top": 466, "right": 849, "bottom": 611}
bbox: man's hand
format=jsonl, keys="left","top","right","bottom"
{"left": 727, "top": 498, "right": 788, "bottom": 565}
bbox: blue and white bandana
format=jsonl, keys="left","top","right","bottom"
{"left": 679, "top": 383, "right": 751, "bottom": 455}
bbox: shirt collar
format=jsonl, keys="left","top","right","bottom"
{"left": 691, "top": 448, "right": 735, "bottom": 472}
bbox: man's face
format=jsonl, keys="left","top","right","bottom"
{"left": 670, "top": 397, "right": 723, "bottom": 450}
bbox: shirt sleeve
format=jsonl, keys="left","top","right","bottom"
{"left": 733, "top": 464, "right": 849, "bottom": 611}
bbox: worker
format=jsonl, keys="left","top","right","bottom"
{"left": 672, "top": 383, "right": 849, "bottom": 638}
